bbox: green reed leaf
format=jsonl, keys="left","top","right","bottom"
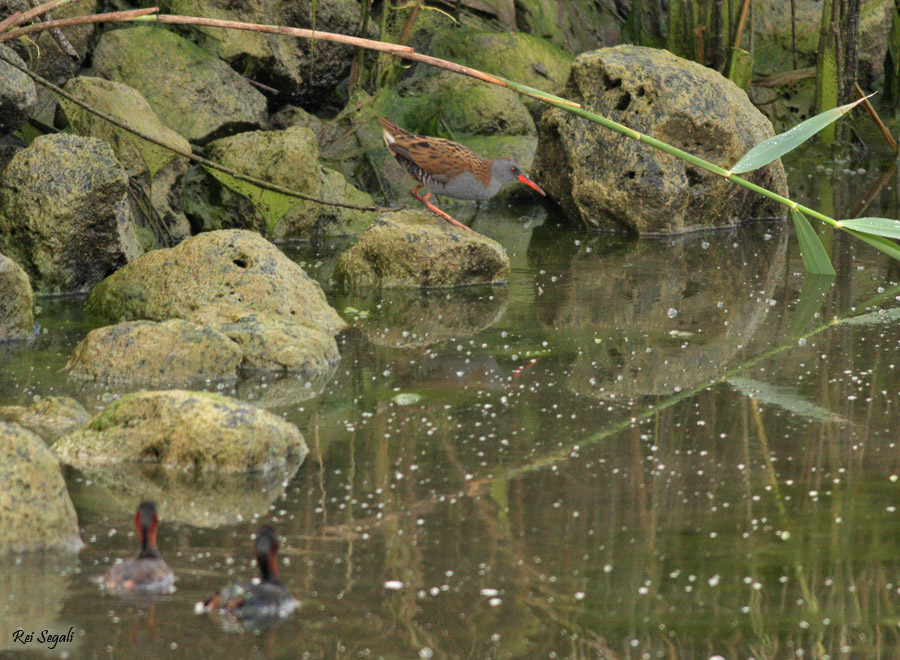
{"left": 791, "top": 209, "right": 836, "bottom": 275}
{"left": 838, "top": 216, "right": 900, "bottom": 239}
{"left": 844, "top": 229, "right": 900, "bottom": 261}
{"left": 204, "top": 166, "right": 300, "bottom": 239}
{"left": 731, "top": 95, "right": 870, "bottom": 174}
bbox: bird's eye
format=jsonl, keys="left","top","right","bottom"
{"left": 511, "top": 166, "right": 519, "bottom": 174}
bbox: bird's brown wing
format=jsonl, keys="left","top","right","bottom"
{"left": 388, "top": 135, "right": 485, "bottom": 185}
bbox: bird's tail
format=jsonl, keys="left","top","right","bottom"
{"left": 377, "top": 117, "right": 412, "bottom": 147}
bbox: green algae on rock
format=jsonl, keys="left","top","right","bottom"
{"left": 63, "top": 319, "right": 244, "bottom": 386}
{"left": 53, "top": 390, "right": 306, "bottom": 473}
{"left": 0, "top": 134, "right": 141, "bottom": 293}
{"left": 334, "top": 210, "right": 510, "bottom": 289}
{"left": 91, "top": 26, "right": 266, "bottom": 144}
{"left": 61, "top": 76, "right": 192, "bottom": 248}
{"left": 0, "top": 396, "right": 89, "bottom": 444}
{"left": 0, "top": 253, "right": 35, "bottom": 342}
{"left": 0, "top": 422, "right": 82, "bottom": 553}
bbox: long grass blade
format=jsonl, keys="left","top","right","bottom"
{"left": 844, "top": 229, "right": 900, "bottom": 261}
{"left": 731, "top": 95, "right": 871, "bottom": 174}
{"left": 791, "top": 209, "right": 836, "bottom": 275}
{"left": 838, "top": 216, "right": 900, "bottom": 239}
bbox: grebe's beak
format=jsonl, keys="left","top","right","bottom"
{"left": 517, "top": 174, "right": 546, "bottom": 196}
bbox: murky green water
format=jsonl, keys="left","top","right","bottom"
{"left": 4, "top": 146, "right": 900, "bottom": 659}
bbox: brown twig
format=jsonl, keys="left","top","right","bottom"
{"left": 0, "top": 11, "right": 24, "bottom": 32}
{"left": 3, "top": 0, "right": 73, "bottom": 31}
{"left": 731, "top": 0, "right": 751, "bottom": 51}
{"left": 0, "top": 50, "right": 397, "bottom": 214}
{"left": 0, "top": 8, "right": 158, "bottom": 42}
{"left": 151, "top": 13, "right": 415, "bottom": 54}
{"left": 854, "top": 83, "right": 898, "bottom": 153}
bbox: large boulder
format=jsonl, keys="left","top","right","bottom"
{"left": 62, "top": 319, "right": 244, "bottom": 386}
{"left": 92, "top": 26, "right": 267, "bottom": 144}
{"left": 0, "top": 396, "right": 89, "bottom": 443}
{"left": 85, "top": 230, "right": 345, "bottom": 374}
{"left": 0, "top": 253, "right": 35, "bottom": 341}
{"left": 0, "top": 134, "right": 141, "bottom": 293}
{"left": 60, "top": 76, "right": 192, "bottom": 248}
{"left": 0, "top": 45, "right": 37, "bottom": 136}
{"left": 87, "top": 229, "right": 345, "bottom": 332}
{"left": 53, "top": 390, "right": 306, "bottom": 473}
{"left": 167, "top": 0, "right": 367, "bottom": 106}
{"left": 0, "top": 422, "right": 82, "bottom": 553}
{"left": 334, "top": 210, "right": 510, "bottom": 288}
{"left": 532, "top": 45, "right": 788, "bottom": 234}
{"left": 187, "top": 127, "right": 375, "bottom": 240}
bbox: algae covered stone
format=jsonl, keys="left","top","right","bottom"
{"left": 334, "top": 210, "right": 510, "bottom": 289}
{"left": 92, "top": 26, "right": 266, "bottom": 143}
{"left": 86, "top": 229, "right": 345, "bottom": 335}
{"left": 0, "top": 133, "right": 141, "bottom": 293}
{"left": 0, "top": 396, "right": 89, "bottom": 443}
{"left": 0, "top": 45, "right": 37, "bottom": 136}
{"left": 218, "top": 314, "right": 340, "bottom": 373}
{"left": 532, "top": 45, "right": 788, "bottom": 234}
{"left": 61, "top": 76, "right": 192, "bottom": 246}
{"left": 63, "top": 319, "right": 243, "bottom": 386}
{"left": 0, "top": 253, "right": 35, "bottom": 342}
{"left": 0, "top": 422, "right": 82, "bottom": 553}
{"left": 54, "top": 390, "right": 306, "bottom": 473}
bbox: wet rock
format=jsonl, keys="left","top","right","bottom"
{"left": 65, "top": 462, "right": 301, "bottom": 528}
{"left": 62, "top": 319, "right": 243, "bottom": 386}
{"left": 425, "top": 28, "right": 573, "bottom": 112}
{"left": 533, "top": 45, "right": 788, "bottom": 234}
{"left": 0, "top": 253, "right": 35, "bottom": 342}
{"left": 87, "top": 229, "right": 344, "bottom": 331}
{"left": 0, "top": 396, "right": 89, "bottom": 443}
{"left": 0, "top": 133, "right": 141, "bottom": 293}
{"left": 0, "top": 45, "right": 37, "bottom": 136}
{"left": 218, "top": 314, "right": 340, "bottom": 373}
{"left": 85, "top": 230, "right": 345, "bottom": 374}
{"left": 515, "top": 0, "right": 620, "bottom": 55}
{"left": 315, "top": 168, "right": 376, "bottom": 237}
{"left": 53, "top": 390, "right": 306, "bottom": 473}
{"left": 92, "top": 26, "right": 267, "bottom": 144}
{"left": 398, "top": 70, "right": 536, "bottom": 138}
{"left": 61, "top": 76, "right": 192, "bottom": 248}
{"left": 195, "top": 127, "right": 318, "bottom": 239}
{"left": 334, "top": 210, "right": 510, "bottom": 288}
{"left": 168, "top": 0, "right": 366, "bottom": 106}
{"left": 0, "top": 421, "right": 82, "bottom": 553}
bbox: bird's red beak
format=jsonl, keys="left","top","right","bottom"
{"left": 517, "top": 174, "right": 546, "bottom": 196}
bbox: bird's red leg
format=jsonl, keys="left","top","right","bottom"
{"left": 420, "top": 191, "right": 474, "bottom": 232}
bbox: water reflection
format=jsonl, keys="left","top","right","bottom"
{"left": 5, "top": 159, "right": 900, "bottom": 658}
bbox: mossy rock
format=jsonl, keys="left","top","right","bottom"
{"left": 0, "top": 253, "right": 35, "bottom": 342}
{"left": 0, "top": 134, "right": 141, "bottom": 294}
{"left": 63, "top": 319, "right": 243, "bottom": 386}
{"left": 92, "top": 26, "right": 267, "bottom": 144}
{"left": 334, "top": 210, "right": 510, "bottom": 289}
{"left": 0, "top": 422, "right": 81, "bottom": 553}
{"left": 0, "top": 396, "right": 89, "bottom": 443}
{"left": 53, "top": 390, "right": 306, "bottom": 473}
{"left": 425, "top": 28, "right": 573, "bottom": 111}
{"left": 0, "top": 45, "right": 37, "bottom": 136}
{"left": 61, "top": 76, "right": 191, "bottom": 247}
{"left": 218, "top": 314, "right": 340, "bottom": 373}
{"left": 86, "top": 229, "right": 345, "bottom": 336}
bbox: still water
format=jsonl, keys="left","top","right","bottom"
{"left": 3, "top": 148, "right": 900, "bottom": 659}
